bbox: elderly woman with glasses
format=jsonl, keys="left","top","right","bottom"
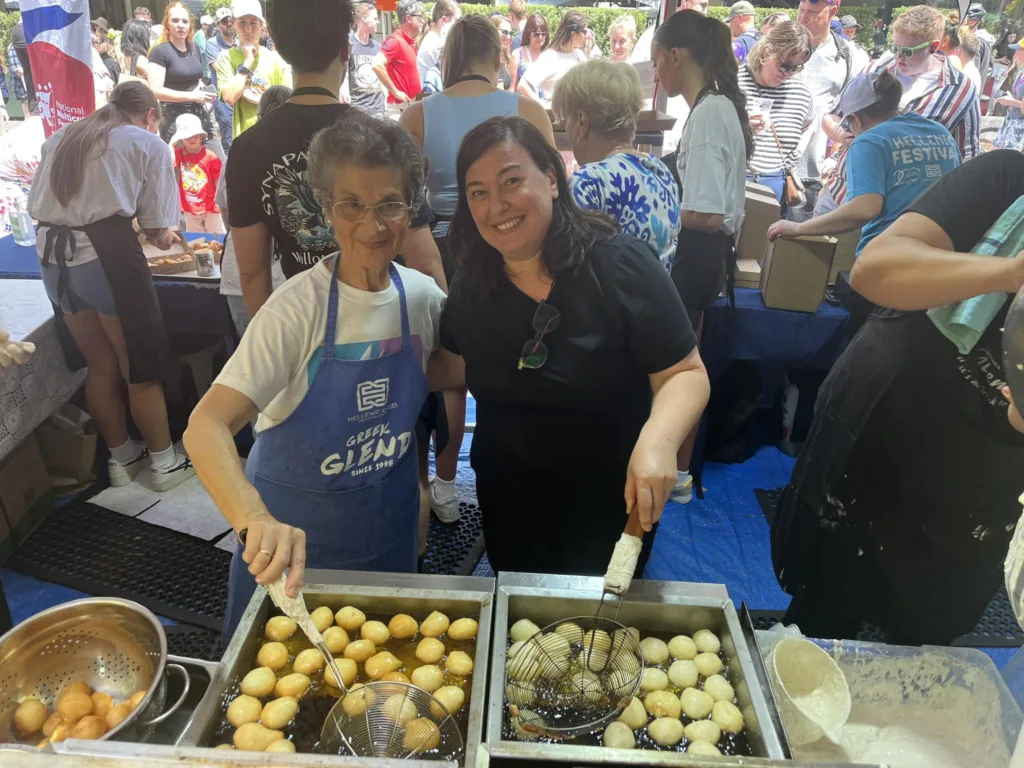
{"left": 738, "top": 20, "right": 814, "bottom": 207}
{"left": 821, "top": 5, "right": 980, "bottom": 212}
{"left": 185, "top": 111, "right": 457, "bottom": 630}
{"left": 439, "top": 116, "right": 710, "bottom": 578}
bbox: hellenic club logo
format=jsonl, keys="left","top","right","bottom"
{"left": 356, "top": 378, "right": 389, "bottom": 412}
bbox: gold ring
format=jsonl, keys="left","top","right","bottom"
{"left": 258, "top": 549, "right": 273, "bottom": 558}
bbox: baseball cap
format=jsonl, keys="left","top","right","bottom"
{"left": 231, "top": 0, "right": 265, "bottom": 22}
{"left": 200, "top": 14, "right": 214, "bottom": 25}
{"left": 91, "top": 16, "right": 109, "bottom": 34}
{"left": 840, "top": 14, "right": 859, "bottom": 28}
{"left": 724, "top": 1, "right": 755, "bottom": 21}
{"left": 215, "top": 7, "right": 233, "bottom": 22}
{"left": 966, "top": 3, "right": 986, "bottom": 20}
{"left": 838, "top": 71, "right": 885, "bottom": 131}
{"left": 169, "top": 113, "right": 208, "bottom": 147}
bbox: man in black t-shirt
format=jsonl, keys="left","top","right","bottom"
{"left": 227, "top": 0, "right": 445, "bottom": 317}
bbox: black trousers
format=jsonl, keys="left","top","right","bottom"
{"left": 14, "top": 45, "right": 37, "bottom": 115}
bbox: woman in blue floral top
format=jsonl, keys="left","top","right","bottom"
{"left": 552, "top": 59, "right": 680, "bottom": 270}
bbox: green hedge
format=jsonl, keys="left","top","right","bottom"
{"left": 0, "top": 11, "right": 19, "bottom": 54}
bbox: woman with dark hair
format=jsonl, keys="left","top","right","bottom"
{"left": 441, "top": 116, "right": 710, "bottom": 577}
{"left": 400, "top": 15, "right": 552, "bottom": 524}
{"left": 518, "top": 11, "right": 588, "bottom": 106}
{"left": 652, "top": 9, "right": 751, "bottom": 503}
{"left": 511, "top": 13, "right": 548, "bottom": 94}
{"left": 147, "top": 2, "right": 216, "bottom": 144}
{"left": 119, "top": 18, "right": 153, "bottom": 81}
{"left": 27, "top": 81, "right": 192, "bottom": 494}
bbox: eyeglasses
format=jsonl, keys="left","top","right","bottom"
{"left": 518, "top": 301, "right": 561, "bottom": 370}
{"left": 889, "top": 40, "right": 934, "bottom": 57}
{"left": 407, "top": 13, "right": 423, "bottom": 18}
{"left": 778, "top": 59, "right": 804, "bottom": 73}
{"left": 330, "top": 199, "right": 411, "bottom": 222}
{"left": 805, "top": 0, "right": 838, "bottom": 6}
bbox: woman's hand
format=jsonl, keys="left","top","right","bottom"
{"left": 191, "top": 89, "right": 216, "bottom": 103}
{"left": 768, "top": 219, "right": 801, "bottom": 241}
{"left": 749, "top": 115, "right": 766, "bottom": 134}
{"left": 144, "top": 228, "right": 176, "bottom": 250}
{"left": 625, "top": 434, "right": 677, "bottom": 532}
{"left": 241, "top": 510, "right": 308, "bottom": 598}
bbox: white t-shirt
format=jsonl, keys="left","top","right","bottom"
{"left": 963, "top": 60, "right": 982, "bottom": 92}
{"left": 27, "top": 124, "right": 180, "bottom": 266}
{"left": 522, "top": 48, "right": 586, "bottom": 103}
{"left": 417, "top": 30, "right": 443, "bottom": 82}
{"left": 676, "top": 94, "right": 746, "bottom": 236}
{"left": 215, "top": 258, "right": 446, "bottom": 433}
{"left": 795, "top": 34, "right": 867, "bottom": 182}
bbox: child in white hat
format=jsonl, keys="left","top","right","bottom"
{"left": 170, "top": 113, "right": 224, "bottom": 234}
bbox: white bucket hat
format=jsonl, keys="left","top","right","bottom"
{"left": 169, "top": 113, "right": 207, "bottom": 147}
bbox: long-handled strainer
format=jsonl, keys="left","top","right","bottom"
{"left": 504, "top": 514, "right": 648, "bottom": 740}
{"left": 262, "top": 574, "right": 464, "bottom": 761}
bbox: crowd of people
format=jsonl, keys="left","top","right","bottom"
{"left": 16, "top": 0, "right": 1024, "bottom": 645}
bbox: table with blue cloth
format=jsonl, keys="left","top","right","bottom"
{"left": 692, "top": 287, "right": 850, "bottom": 497}
{"left": 0, "top": 233, "right": 233, "bottom": 338}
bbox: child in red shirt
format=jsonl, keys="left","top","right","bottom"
{"left": 169, "top": 113, "right": 223, "bottom": 234}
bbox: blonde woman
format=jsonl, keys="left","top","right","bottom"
{"left": 608, "top": 15, "right": 637, "bottom": 63}
{"left": 553, "top": 59, "right": 679, "bottom": 268}
{"left": 738, "top": 20, "right": 814, "bottom": 208}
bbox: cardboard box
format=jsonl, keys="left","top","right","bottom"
{"left": 760, "top": 235, "right": 837, "bottom": 312}
{"left": 737, "top": 190, "right": 781, "bottom": 263}
{"left": 0, "top": 434, "right": 51, "bottom": 537}
{"left": 36, "top": 420, "right": 97, "bottom": 485}
{"left": 745, "top": 181, "right": 777, "bottom": 199}
{"left": 735, "top": 258, "right": 762, "bottom": 289}
{"left": 828, "top": 230, "right": 860, "bottom": 285}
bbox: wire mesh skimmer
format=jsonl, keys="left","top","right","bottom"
{"left": 261, "top": 572, "right": 464, "bottom": 761}
{"left": 504, "top": 615, "right": 643, "bottom": 740}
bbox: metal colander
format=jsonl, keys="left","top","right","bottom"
{"left": 0, "top": 597, "right": 186, "bottom": 745}
{"left": 504, "top": 615, "right": 643, "bottom": 740}
{"left": 320, "top": 681, "right": 465, "bottom": 761}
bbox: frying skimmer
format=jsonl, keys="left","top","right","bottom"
{"left": 504, "top": 514, "right": 647, "bottom": 739}
{"left": 263, "top": 575, "right": 464, "bottom": 761}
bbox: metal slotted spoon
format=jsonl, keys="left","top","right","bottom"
{"left": 263, "top": 575, "right": 463, "bottom": 761}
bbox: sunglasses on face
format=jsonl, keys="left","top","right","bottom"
{"left": 805, "top": 0, "right": 838, "bottom": 6}
{"left": 499, "top": 28, "right": 512, "bottom": 37}
{"left": 330, "top": 199, "right": 410, "bottom": 222}
{"left": 778, "top": 59, "right": 804, "bottom": 73}
{"left": 889, "top": 40, "right": 934, "bottom": 57}
{"left": 519, "top": 301, "right": 561, "bottom": 370}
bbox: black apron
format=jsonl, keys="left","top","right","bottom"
{"left": 671, "top": 226, "right": 733, "bottom": 328}
{"left": 40, "top": 214, "right": 171, "bottom": 384}
{"left": 772, "top": 307, "right": 1024, "bottom": 644}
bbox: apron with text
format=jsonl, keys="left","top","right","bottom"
{"left": 39, "top": 214, "right": 171, "bottom": 383}
{"left": 224, "top": 259, "right": 427, "bottom": 636}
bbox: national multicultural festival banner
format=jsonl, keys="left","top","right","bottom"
{"left": 22, "top": 0, "right": 95, "bottom": 137}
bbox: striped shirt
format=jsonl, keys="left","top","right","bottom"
{"left": 738, "top": 66, "right": 814, "bottom": 175}
{"left": 827, "top": 53, "right": 980, "bottom": 204}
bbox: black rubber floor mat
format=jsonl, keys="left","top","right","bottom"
{"left": 8, "top": 500, "right": 229, "bottom": 630}
{"left": 165, "top": 624, "right": 227, "bottom": 662}
{"left": 419, "top": 501, "right": 485, "bottom": 577}
{"left": 754, "top": 487, "right": 783, "bottom": 526}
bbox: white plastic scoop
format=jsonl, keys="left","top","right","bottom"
{"left": 768, "top": 637, "right": 851, "bottom": 746}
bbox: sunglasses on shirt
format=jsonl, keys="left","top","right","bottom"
{"left": 889, "top": 40, "right": 935, "bottom": 57}
{"left": 519, "top": 301, "right": 561, "bottom": 370}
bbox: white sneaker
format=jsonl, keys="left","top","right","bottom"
{"left": 429, "top": 477, "right": 461, "bottom": 524}
{"left": 108, "top": 445, "right": 149, "bottom": 487}
{"left": 150, "top": 450, "right": 196, "bottom": 493}
{"left": 669, "top": 475, "right": 693, "bottom": 504}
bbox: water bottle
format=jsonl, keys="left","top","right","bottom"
{"left": 10, "top": 193, "right": 35, "bottom": 246}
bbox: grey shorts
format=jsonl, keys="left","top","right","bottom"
{"left": 40, "top": 257, "right": 119, "bottom": 317}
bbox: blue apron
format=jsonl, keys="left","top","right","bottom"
{"left": 224, "top": 258, "right": 426, "bottom": 636}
